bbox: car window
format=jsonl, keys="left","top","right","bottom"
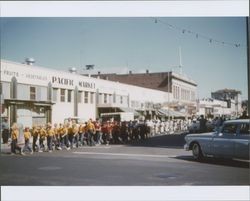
{"left": 239, "top": 123, "right": 250, "bottom": 135}
{"left": 222, "top": 124, "right": 237, "bottom": 135}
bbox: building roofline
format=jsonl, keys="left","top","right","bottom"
{"left": 212, "top": 88, "right": 242, "bottom": 94}
{"left": 1, "top": 59, "right": 170, "bottom": 95}
{"left": 90, "top": 71, "right": 197, "bottom": 86}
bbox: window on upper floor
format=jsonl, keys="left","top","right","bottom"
{"left": 68, "top": 90, "right": 72, "bottom": 102}
{"left": 60, "top": 89, "right": 65, "bottom": 102}
{"left": 52, "top": 88, "right": 58, "bottom": 102}
{"left": 30, "top": 86, "right": 36, "bottom": 100}
{"left": 84, "top": 91, "right": 88, "bottom": 103}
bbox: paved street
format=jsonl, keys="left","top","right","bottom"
{"left": 0, "top": 133, "right": 249, "bottom": 186}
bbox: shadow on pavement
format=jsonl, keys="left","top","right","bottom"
{"left": 127, "top": 133, "right": 188, "bottom": 149}
{"left": 172, "top": 155, "right": 250, "bottom": 169}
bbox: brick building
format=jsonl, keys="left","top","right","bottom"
{"left": 90, "top": 71, "right": 198, "bottom": 116}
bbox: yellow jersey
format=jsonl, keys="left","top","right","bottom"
{"left": 24, "top": 131, "right": 31, "bottom": 140}
{"left": 11, "top": 129, "right": 19, "bottom": 140}
{"left": 86, "top": 122, "right": 95, "bottom": 132}
{"left": 40, "top": 128, "right": 47, "bottom": 139}
{"left": 47, "top": 128, "right": 55, "bottom": 137}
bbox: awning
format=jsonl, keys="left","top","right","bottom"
{"left": 4, "top": 99, "right": 54, "bottom": 106}
{"left": 119, "top": 107, "right": 140, "bottom": 116}
{"left": 157, "top": 109, "right": 187, "bottom": 117}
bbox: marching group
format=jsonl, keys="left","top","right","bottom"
{"left": 1, "top": 118, "right": 191, "bottom": 155}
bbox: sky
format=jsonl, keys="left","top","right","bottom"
{"left": 0, "top": 17, "right": 248, "bottom": 99}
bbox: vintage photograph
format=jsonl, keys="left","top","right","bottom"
{"left": 0, "top": 15, "right": 249, "bottom": 189}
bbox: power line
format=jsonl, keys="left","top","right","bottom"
{"left": 153, "top": 18, "right": 244, "bottom": 49}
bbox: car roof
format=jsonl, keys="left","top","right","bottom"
{"left": 224, "top": 119, "right": 250, "bottom": 124}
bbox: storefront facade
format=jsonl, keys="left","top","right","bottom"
{"left": 1, "top": 59, "right": 172, "bottom": 127}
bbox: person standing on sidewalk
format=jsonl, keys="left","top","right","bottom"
{"left": 199, "top": 115, "right": 207, "bottom": 133}
{"left": 10, "top": 123, "right": 23, "bottom": 155}
{"left": 23, "top": 127, "right": 33, "bottom": 154}
{"left": 2, "top": 118, "right": 10, "bottom": 144}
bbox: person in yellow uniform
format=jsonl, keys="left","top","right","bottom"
{"left": 39, "top": 125, "right": 47, "bottom": 152}
{"left": 23, "top": 127, "right": 33, "bottom": 154}
{"left": 78, "top": 122, "right": 85, "bottom": 146}
{"left": 46, "top": 123, "right": 54, "bottom": 152}
{"left": 53, "top": 123, "right": 60, "bottom": 150}
{"left": 57, "top": 123, "right": 64, "bottom": 150}
{"left": 86, "top": 119, "right": 96, "bottom": 146}
{"left": 32, "top": 125, "right": 40, "bottom": 152}
{"left": 60, "top": 123, "right": 70, "bottom": 150}
{"left": 10, "top": 123, "right": 23, "bottom": 155}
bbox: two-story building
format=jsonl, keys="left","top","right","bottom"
{"left": 0, "top": 59, "right": 172, "bottom": 127}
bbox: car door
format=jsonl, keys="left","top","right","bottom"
{"left": 212, "top": 123, "right": 237, "bottom": 158}
{"left": 234, "top": 123, "right": 250, "bottom": 159}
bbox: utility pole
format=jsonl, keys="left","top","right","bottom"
{"left": 168, "top": 71, "right": 170, "bottom": 121}
{"left": 247, "top": 17, "right": 250, "bottom": 116}
{"left": 179, "top": 46, "right": 183, "bottom": 75}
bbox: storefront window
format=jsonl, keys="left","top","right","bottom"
{"left": 60, "top": 89, "right": 65, "bottom": 102}
{"left": 30, "top": 86, "right": 36, "bottom": 100}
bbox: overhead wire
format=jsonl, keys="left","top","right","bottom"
{"left": 152, "top": 18, "right": 244, "bottom": 48}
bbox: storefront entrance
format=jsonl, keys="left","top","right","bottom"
{"left": 4, "top": 99, "right": 53, "bottom": 128}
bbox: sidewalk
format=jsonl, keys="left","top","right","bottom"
{"left": 1, "top": 141, "right": 25, "bottom": 154}
{"left": 1, "top": 143, "right": 11, "bottom": 154}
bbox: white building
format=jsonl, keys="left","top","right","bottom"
{"left": 197, "top": 98, "right": 239, "bottom": 118}
{"left": 91, "top": 71, "right": 198, "bottom": 117}
{"left": 211, "top": 89, "right": 242, "bottom": 117}
{"left": 0, "top": 59, "right": 173, "bottom": 127}
{"left": 168, "top": 72, "right": 197, "bottom": 115}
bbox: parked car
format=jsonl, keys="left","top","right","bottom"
{"left": 184, "top": 119, "right": 250, "bottom": 160}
